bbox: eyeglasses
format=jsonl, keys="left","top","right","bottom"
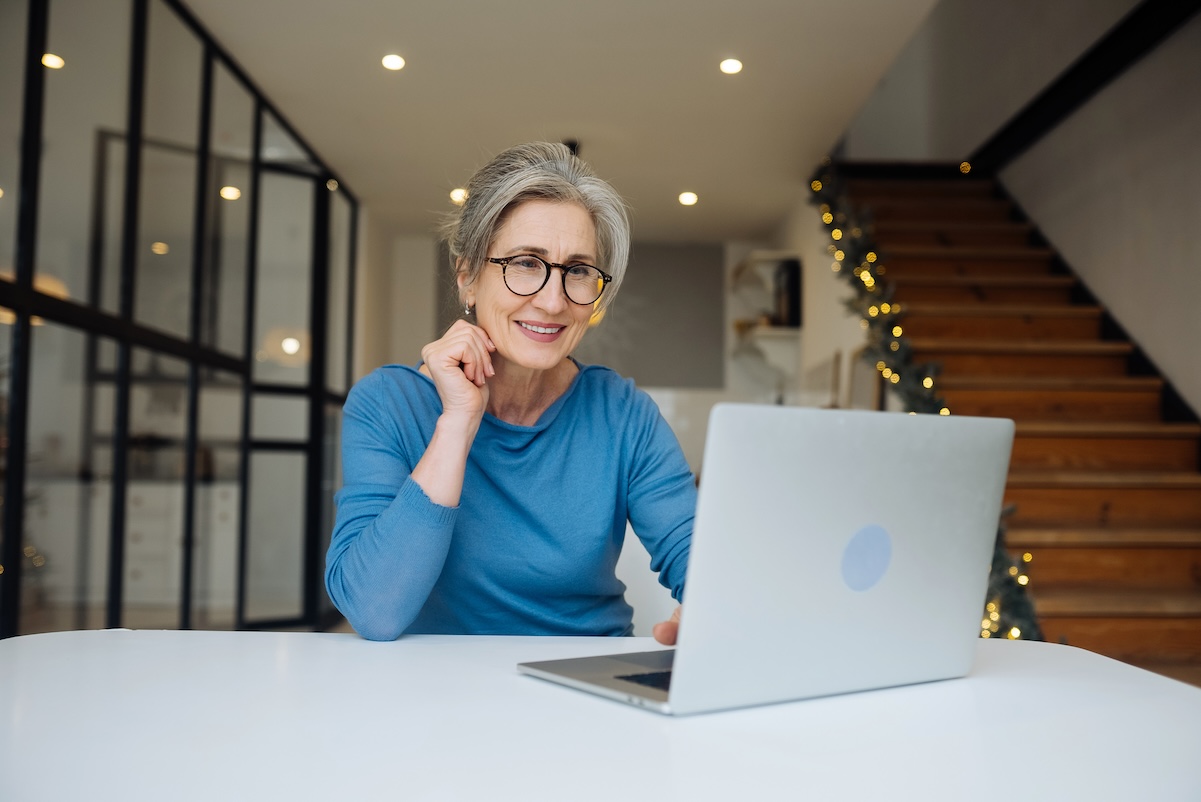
{"left": 486, "top": 254, "right": 612, "bottom": 306}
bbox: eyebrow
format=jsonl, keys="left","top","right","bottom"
{"left": 504, "top": 245, "right": 597, "bottom": 264}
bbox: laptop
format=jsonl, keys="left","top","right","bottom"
{"left": 517, "top": 403, "right": 1015, "bottom": 715}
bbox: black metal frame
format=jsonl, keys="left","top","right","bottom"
{"left": 0, "top": 0, "right": 358, "bottom": 638}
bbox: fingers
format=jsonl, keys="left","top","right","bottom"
{"left": 652, "top": 605, "right": 682, "bottom": 646}
{"left": 423, "top": 321, "right": 496, "bottom": 386}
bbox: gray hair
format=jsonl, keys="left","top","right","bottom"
{"left": 442, "top": 142, "right": 631, "bottom": 311}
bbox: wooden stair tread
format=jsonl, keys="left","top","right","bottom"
{"left": 937, "top": 376, "right": 1162, "bottom": 391}
{"left": 873, "top": 220, "right": 1033, "bottom": 232}
{"left": 909, "top": 338, "right": 1132, "bottom": 355}
{"left": 1014, "top": 421, "right": 1201, "bottom": 438}
{"left": 1007, "top": 471, "right": 1201, "bottom": 488}
{"left": 1129, "top": 662, "right": 1201, "bottom": 687}
{"left": 1032, "top": 587, "right": 1201, "bottom": 616}
{"left": 900, "top": 303, "right": 1102, "bottom": 318}
{"left": 891, "top": 274, "right": 1075, "bottom": 287}
{"left": 881, "top": 245, "right": 1055, "bottom": 260}
{"left": 1006, "top": 528, "right": 1201, "bottom": 547}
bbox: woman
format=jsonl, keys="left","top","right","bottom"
{"left": 326, "top": 142, "right": 693, "bottom": 643}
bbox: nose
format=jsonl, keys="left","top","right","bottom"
{"left": 531, "top": 267, "right": 570, "bottom": 313}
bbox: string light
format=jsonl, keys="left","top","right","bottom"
{"left": 822, "top": 212, "right": 834, "bottom": 224}
{"left": 811, "top": 180, "right": 823, "bottom": 192}
{"left": 831, "top": 228, "right": 843, "bottom": 241}
{"left": 922, "top": 377, "right": 934, "bottom": 389}
{"left": 892, "top": 325, "right": 903, "bottom": 337}
{"left": 866, "top": 252, "right": 877, "bottom": 263}
{"left": 834, "top": 249, "right": 845, "bottom": 261}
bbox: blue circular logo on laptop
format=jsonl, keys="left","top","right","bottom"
{"left": 842, "top": 524, "right": 892, "bottom": 591}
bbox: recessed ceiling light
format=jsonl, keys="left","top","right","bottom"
{"left": 150, "top": 241, "right": 169, "bottom": 255}
{"left": 679, "top": 192, "right": 699, "bottom": 206}
{"left": 42, "top": 53, "right": 65, "bottom": 69}
{"left": 382, "top": 54, "right": 406, "bottom": 71}
{"left": 0, "top": 188, "right": 5, "bottom": 199}
{"left": 449, "top": 188, "right": 468, "bottom": 205}
{"left": 219, "top": 186, "right": 241, "bottom": 201}
{"left": 719, "top": 58, "right": 742, "bottom": 75}
{"left": 326, "top": 179, "right": 339, "bottom": 191}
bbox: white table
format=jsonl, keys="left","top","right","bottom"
{"left": 2, "top": 630, "right": 1199, "bottom": 801}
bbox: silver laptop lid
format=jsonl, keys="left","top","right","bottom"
{"left": 667, "top": 404, "right": 1014, "bottom": 714}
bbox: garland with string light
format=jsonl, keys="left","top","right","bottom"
{"left": 806, "top": 160, "right": 947, "bottom": 415}
{"left": 806, "top": 158, "right": 1042, "bottom": 642}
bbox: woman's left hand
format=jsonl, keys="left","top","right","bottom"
{"left": 652, "top": 606, "right": 682, "bottom": 645}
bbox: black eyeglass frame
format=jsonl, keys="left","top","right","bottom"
{"left": 486, "top": 255, "right": 613, "bottom": 305}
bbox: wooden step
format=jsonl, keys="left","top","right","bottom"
{"left": 1004, "top": 473, "right": 1201, "bottom": 527}
{"left": 910, "top": 338, "right": 1133, "bottom": 377}
{"left": 844, "top": 177, "right": 998, "bottom": 198}
{"left": 860, "top": 197, "right": 1015, "bottom": 223}
{"left": 940, "top": 376, "right": 1163, "bottom": 422}
{"left": 1034, "top": 588, "right": 1201, "bottom": 663}
{"left": 888, "top": 274, "right": 1076, "bottom": 304}
{"left": 871, "top": 221, "right": 1035, "bottom": 248}
{"left": 1007, "top": 544, "right": 1201, "bottom": 590}
{"left": 1130, "top": 662, "right": 1201, "bottom": 687}
{"left": 1010, "top": 422, "right": 1201, "bottom": 472}
{"left": 899, "top": 304, "right": 1103, "bottom": 340}
{"left": 1008, "top": 527, "right": 1201, "bottom": 601}
{"left": 1006, "top": 526, "right": 1201, "bottom": 548}
{"left": 879, "top": 246, "right": 1056, "bottom": 277}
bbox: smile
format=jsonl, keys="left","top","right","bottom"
{"left": 519, "top": 322, "right": 564, "bottom": 335}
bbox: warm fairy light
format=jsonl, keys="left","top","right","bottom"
{"left": 831, "top": 263, "right": 841, "bottom": 272}
{"left": 986, "top": 602, "right": 997, "bottom": 612}
{"left": 880, "top": 303, "right": 891, "bottom": 314}
{"left": 891, "top": 302, "right": 901, "bottom": 313}
{"left": 989, "top": 611, "right": 1000, "bottom": 622}
{"left": 822, "top": 212, "right": 834, "bottom": 224}
{"left": 834, "top": 250, "right": 845, "bottom": 261}
{"left": 719, "top": 58, "right": 743, "bottom": 74}
{"left": 960, "top": 162, "right": 972, "bottom": 174}
{"left": 42, "top": 53, "right": 65, "bottom": 69}
{"left": 382, "top": 54, "right": 406, "bottom": 70}
{"left": 981, "top": 630, "right": 991, "bottom": 638}
{"left": 859, "top": 320, "right": 868, "bottom": 330}
{"left": 150, "top": 241, "right": 169, "bottom": 255}
{"left": 678, "top": 192, "right": 699, "bottom": 206}
{"left": 1023, "top": 553, "right": 1033, "bottom": 563}
{"left": 220, "top": 186, "right": 241, "bottom": 200}
{"left": 820, "top": 204, "right": 830, "bottom": 213}
{"left": 826, "top": 244, "right": 837, "bottom": 255}
{"left": 811, "top": 180, "right": 823, "bottom": 192}
{"left": 868, "top": 306, "right": 879, "bottom": 317}
{"left": 889, "top": 373, "right": 900, "bottom": 384}
{"left": 889, "top": 341, "right": 899, "bottom": 352}
{"left": 939, "top": 408, "right": 950, "bottom": 416}
{"left": 1017, "top": 575, "right": 1029, "bottom": 586}
{"left": 1008, "top": 627, "right": 1021, "bottom": 639}
{"left": 876, "top": 361, "right": 886, "bottom": 371}
{"left": 450, "top": 188, "right": 468, "bottom": 205}
{"left": 866, "top": 252, "right": 877, "bottom": 263}
{"left": 1009, "top": 566, "right": 1019, "bottom": 576}
{"left": 881, "top": 368, "right": 893, "bottom": 379}
{"left": 923, "top": 377, "right": 934, "bottom": 389}
{"left": 831, "top": 228, "right": 843, "bottom": 240}
{"left": 892, "top": 325, "right": 903, "bottom": 337}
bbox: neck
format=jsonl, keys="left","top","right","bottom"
{"left": 486, "top": 357, "right": 577, "bottom": 426}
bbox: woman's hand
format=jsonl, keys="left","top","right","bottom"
{"left": 652, "top": 606, "right": 682, "bottom": 645}
{"left": 420, "top": 320, "right": 496, "bottom": 423}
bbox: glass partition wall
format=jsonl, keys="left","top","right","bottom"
{"left": 0, "top": 0, "right": 356, "bottom": 637}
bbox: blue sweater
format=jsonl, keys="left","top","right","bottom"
{"left": 325, "top": 362, "right": 695, "bottom": 640}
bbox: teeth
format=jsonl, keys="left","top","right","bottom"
{"left": 520, "top": 322, "right": 563, "bottom": 334}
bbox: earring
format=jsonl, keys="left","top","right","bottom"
{"left": 464, "top": 301, "right": 474, "bottom": 316}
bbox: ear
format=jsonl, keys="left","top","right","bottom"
{"left": 455, "top": 259, "right": 474, "bottom": 307}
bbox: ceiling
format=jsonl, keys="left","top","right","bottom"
{"left": 183, "top": 0, "right": 938, "bottom": 243}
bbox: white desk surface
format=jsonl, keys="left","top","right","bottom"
{"left": 2, "top": 630, "right": 1199, "bottom": 801}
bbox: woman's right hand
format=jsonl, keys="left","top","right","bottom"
{"left": 420, "top": 320, "right": 497, "bottom": 423}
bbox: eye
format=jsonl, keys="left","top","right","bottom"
{"left": 565, "top": 264, "right": 596, "bottom": 279}
{"left": 509, "top": 256, "right": 545, "bottom": 273}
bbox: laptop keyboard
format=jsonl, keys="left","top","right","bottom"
{"left": 616, "top": 670, "right": 673, "bottom": 691}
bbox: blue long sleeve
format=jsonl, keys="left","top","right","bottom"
{"left": 325, "top": 363, "right": 695, "bottom": 640}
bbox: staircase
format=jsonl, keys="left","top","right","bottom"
{"left": 843, "top": 167, "right": 1201, "bottom": 686}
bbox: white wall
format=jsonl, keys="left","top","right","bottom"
{"left": 999, "top": 15, "right": 1201, "bottom": 416}
{"left": 842, "top": 0, "right": 1139, "bottom": 161}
